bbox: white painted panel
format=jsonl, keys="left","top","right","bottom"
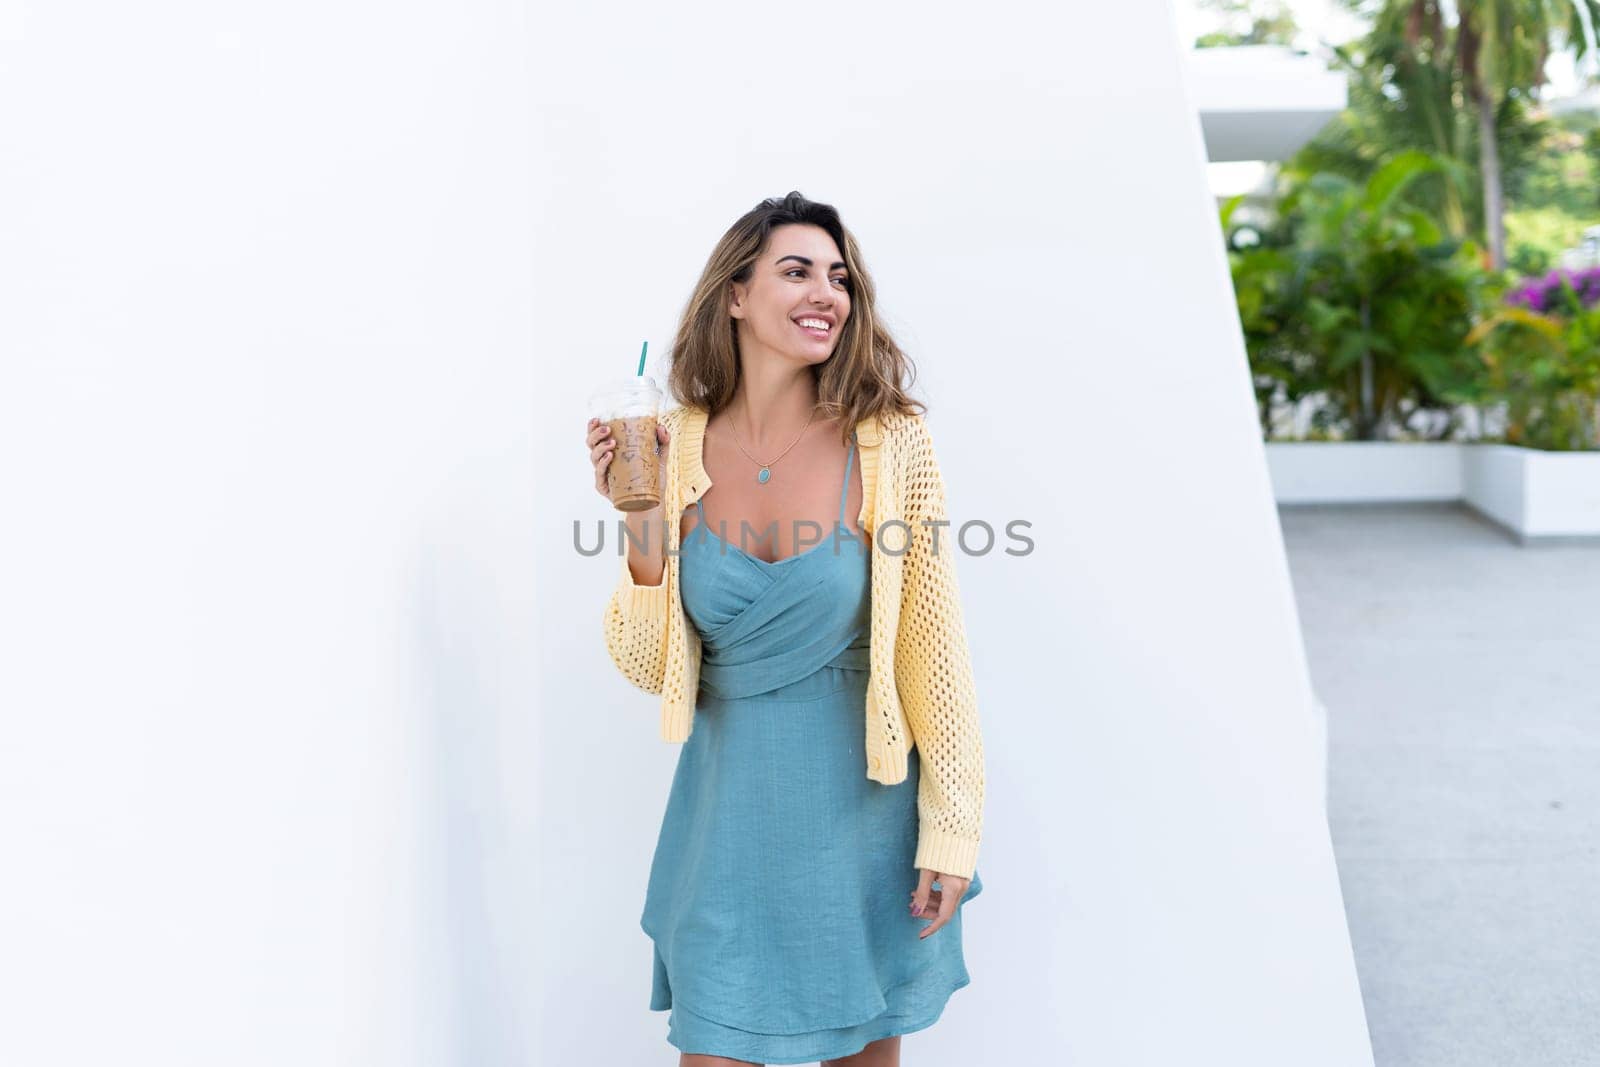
{"left": 1, "top": 3, "right": 538, "bottom": 1064}
{"left": 536, "top": 2, "right": 1372, "bottom": 1064}
{"left": 1, "top": 1, "right": 1373, "bottom": 1064}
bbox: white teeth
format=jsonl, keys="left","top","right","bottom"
{"left": 797, "top": 319, "right": 830, "bottom": 331}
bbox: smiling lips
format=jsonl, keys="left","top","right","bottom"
{"left": 794, "top": 316, "right": 832, "bottom": 340}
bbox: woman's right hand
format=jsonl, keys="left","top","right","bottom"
{"left": 587, "top": 417, "right": 671, "bottom": 504}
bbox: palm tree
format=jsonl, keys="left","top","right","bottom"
{"left": 1340, "top": 1, "right": 1474, "bottom": 236}
{"left": 1462, "top": 0, "right": 1600, "bottom": 268}
{"left": 1365, "top": 0, "right": 1600, "bottom": 269}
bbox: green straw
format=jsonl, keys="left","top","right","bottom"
{"left": 637, "top": 341, "right": 648, "bottom": 376}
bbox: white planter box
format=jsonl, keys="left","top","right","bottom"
{"left": 1265, "top": 442, "right": 1462, "bottom": 503}
{"left": 1265, "top": 441, "right": 1600, "bottom": 543}
{"left": 1462, "top": 444, "right": 1600, "bottom": 542}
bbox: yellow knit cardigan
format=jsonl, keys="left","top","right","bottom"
{"left": 602, "top": 403, "right": 985, "bottom": 879}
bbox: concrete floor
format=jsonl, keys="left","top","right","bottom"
{"left": 1279, "top": 502, "right": 1600, "bottom": 1067}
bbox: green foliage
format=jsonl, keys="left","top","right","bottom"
{"left": 1502, "top": 115, "right": 1600, "bottom": 270}
{"left": 1227, "top": 152, "right": 1600, "bottom": 448}
{"left": 1587, "top": 127, "right": 1600, "bottom": 211}
{"left": 1228, "top": 151, "right": 1490, "bottom": 440}
{"left": 1237, "top": 0, "right": 1600, "bottom": 448}
{"left": 1193, "top": 0, "right": 1299, "bottom": 47}
{"left": 1505, "top": 206, "right": 1585, "bottom": 275}
{"left": 1304, "top": 0, "right": 1600, "bottom": 268}
{"left": 1466, "top": 288, "right": 1600, "bottom": 450}
{"left": 1288, "top": 33, "right": 1535, "bottom": 243}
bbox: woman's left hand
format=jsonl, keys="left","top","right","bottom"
{"left": 909, "top": 868, "right": 968, "bottom": 939}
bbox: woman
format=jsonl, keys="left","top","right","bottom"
{"left": 587, "top": 191, "right": 986, "bottom": 1066}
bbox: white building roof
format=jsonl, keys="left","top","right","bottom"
{"left": 1187, "top": 45, "right": 1348, "bottom": 162}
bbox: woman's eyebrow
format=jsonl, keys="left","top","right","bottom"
{"left": 775, "top": 254, "right": 847, "bottom": 271}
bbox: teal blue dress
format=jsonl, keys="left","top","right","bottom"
{"left": 639, "top": 431, "right": 984, "bottom": 1064}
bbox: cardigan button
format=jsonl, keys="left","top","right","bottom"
{"left": 869, "top": 755, "right": 881, "bottom": 771}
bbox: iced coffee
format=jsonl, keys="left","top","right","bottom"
{"left": 590, "top": 377, "right": 662, "bottom": 512}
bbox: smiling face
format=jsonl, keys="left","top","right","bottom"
{"left": 728, "top": 223, "right": 852, "bottom": 368}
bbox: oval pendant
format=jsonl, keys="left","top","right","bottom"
{"left": 757, "top": 467, "right": 771, "bottom": 484}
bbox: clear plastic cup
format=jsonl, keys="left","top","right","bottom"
{"left": 589, "top": 376, "right": 662, "bottom": 512}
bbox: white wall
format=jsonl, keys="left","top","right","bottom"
{"left": 2, "top": 0, "right": 1372, "bottom": 1064}
{"left": 1, "top": 3, "right": 539, "bottom": 1065}
{"left": 538, "top": 1, "right": 1371, "bottom": 1065}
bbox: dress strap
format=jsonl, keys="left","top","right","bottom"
{"left": 838, "top": 431, "right": 857, "bottom": 528}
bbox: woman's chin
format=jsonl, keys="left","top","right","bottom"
{"left": 780, "top": 345, "right": 835, "bottom": 366}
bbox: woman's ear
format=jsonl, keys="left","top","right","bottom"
{"left": 728, "top": 280, "right": 746, "bottom": 320}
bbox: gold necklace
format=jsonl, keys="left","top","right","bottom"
{"left": 728, "top": 399, "right": 817, "bottom": 485}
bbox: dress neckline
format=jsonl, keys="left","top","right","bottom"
{"left": 688, "top": 520, "right": 858, "bottom": 568}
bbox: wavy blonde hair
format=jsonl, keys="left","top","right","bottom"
{"left": 665, "top": 191, "right": 926, "bottom": 446}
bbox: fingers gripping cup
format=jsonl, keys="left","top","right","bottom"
{"left": 591, "top": 376, "right": 662, "bottom": 512}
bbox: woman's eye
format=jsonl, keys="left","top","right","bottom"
{"left": 785, "top": 268, "right": 849, "bottom": 290}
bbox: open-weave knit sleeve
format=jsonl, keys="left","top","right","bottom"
{"left": 602, "top": 534, "right": 671, "bottom": 695}
{"left": 600, "top": 405, "right": 686, "bottom": 697}
{"left": 895, "top": 415, "right": 986, "bottom": 880}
